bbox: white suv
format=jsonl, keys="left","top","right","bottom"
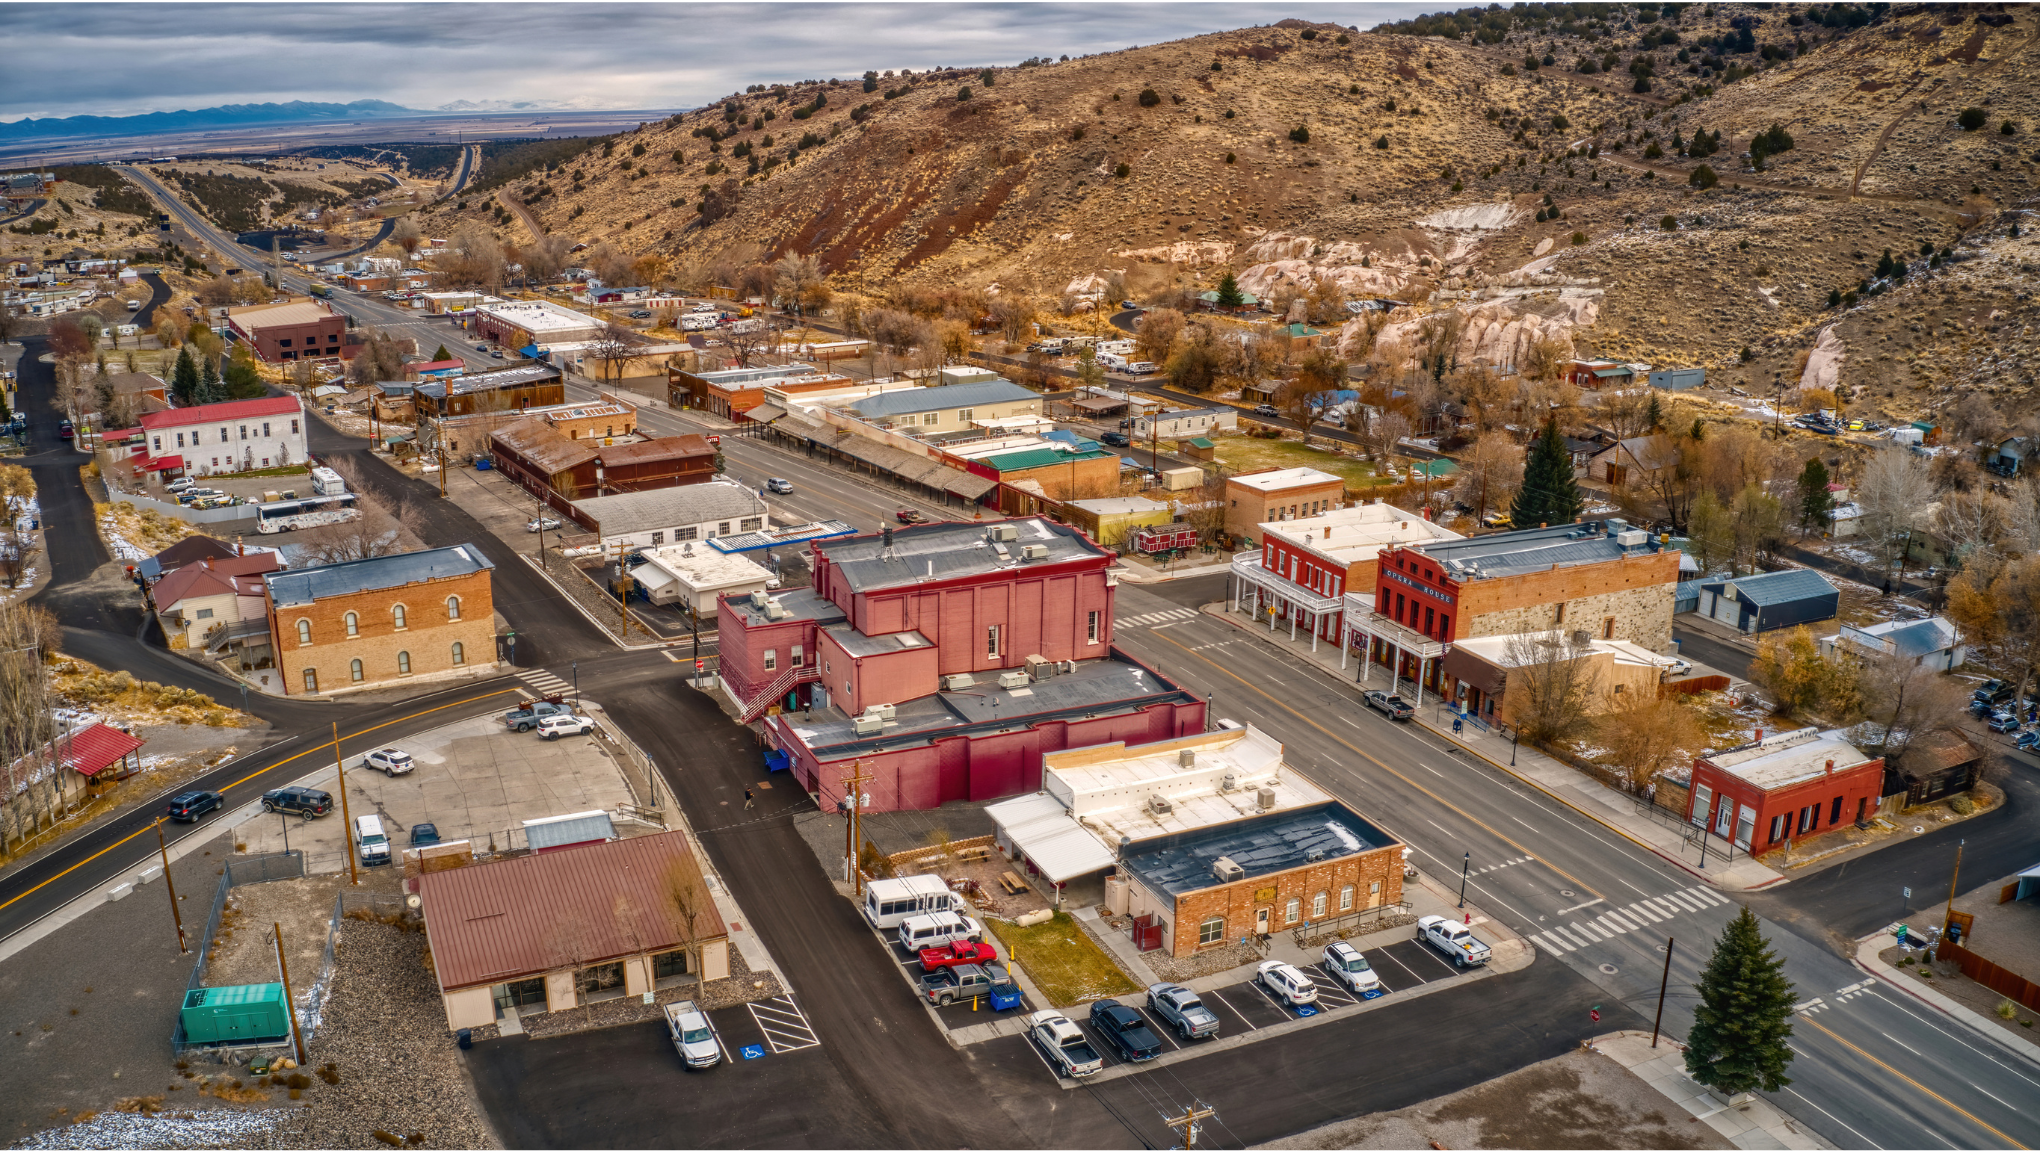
{"left": 1321, "top": 941, "right": 1381, "bottom": 995}
{"left": 535, "top": 713, "right": 596, "bottom": 740}
{"left": 1256, "top": 960, "right": 1318, "bottom": 1007}
{"left": 362, "top": 748, "right": 415, "bottom": 776}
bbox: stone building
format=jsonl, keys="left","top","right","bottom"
{"left": 263, "top": 545, "right": 497, "bottom": 696}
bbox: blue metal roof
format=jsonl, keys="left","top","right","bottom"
{"left": 847, "top": 380, "right": 1035, "bottom": 419}
{"left": 1705, "top": 567, "right": 1839, "bottom": 607}
{"left": 265, "top": 545, "right": 494, "bottom": 606}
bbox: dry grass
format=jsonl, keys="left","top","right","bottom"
{"left": 48, "top": 651, "right": 249, "bottom": 728}
{"left": 985, "top": 911, "right": 1140, "bottom": 1007}
{"left": 1209, "top": 433, "right": 1383, "bottom": 489}
{"left": 97, "top": 499, "right": 204, "bottom": 554}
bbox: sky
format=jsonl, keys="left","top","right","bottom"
{"left": 2, "top": 2, "right": 1445, "bottom": 122}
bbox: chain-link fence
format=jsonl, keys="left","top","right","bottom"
{"left": 172, "top": 850, "right": 304, "bottom": 1057}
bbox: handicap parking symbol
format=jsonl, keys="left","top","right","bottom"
{"left": 740, "top": 1044, "right": 766, "bottom": 1060}
{"left": 1295, "top": 1005, "right": 1319, "bottom": 1017}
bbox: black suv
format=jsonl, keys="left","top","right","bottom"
{"left": 165, "top": 790, "right": 224, "bottom": 822}
{"left": 260, "top": 786, "right": 333, "bottom": 817}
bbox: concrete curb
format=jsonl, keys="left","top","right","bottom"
{"left": 1851, "top": 931, "right": 2040, "bottom": 1067}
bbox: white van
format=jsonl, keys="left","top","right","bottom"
{"left": 897, "top": 911, "right": 984, "bottom": 952}
{"left": 355, "top": 814, "right": 391, "bottom": 866}
{"left": 863, "top": 874, "right": 963, "bottom": 930}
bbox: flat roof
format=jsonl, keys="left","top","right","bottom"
{"left": 1408, "top": 520, "right": 1662, "bottom": 580}
{"left": 1259, "top": 502, "right": 1461, "bottom": 564}
{"left": 416, "top": 363, "right": 561, "bottom": 398}
{"left": 846, "top": 380, "right": 1037, "bottom": 419}
{"left": 1120, "top": 802, "right": 1395, "bottom": 899}
{"left": 227, "top": 300, "right": 332, "bottom": 329}
{"left": 572, "top": 482, "right": 763, "bottom": 537}
{"left": 981, "top": 792, "right": 1119, "bottom": 884}
{"left": 1044, "top": 725, "right": 1333, "bottom": 845}
{"left": 1229, "top": 467, "right": 1343, "bottom": 493}
{"left": 1704, "top": 727, "right": 1874, "bottom": 791}
{"left": 723, "top": 586, "right": 845, "bottom": 627}
{"left": 639, "top": 543, "right": 772, "bottom": 589}
{"left": 817, "top": 518, "right": 1108, "bottom": 594}
{"left": 823, "top": 624, "right": 932, "bottom": 658}
{"left": 476, "top": 299, "right": 601, "bottom": 333}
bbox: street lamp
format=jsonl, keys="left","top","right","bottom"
{"left": 571, "top": 661, "right": 579, "bottom": 708}
{"left": 1458, "top": 852, "right": 1470, "bottom": 909}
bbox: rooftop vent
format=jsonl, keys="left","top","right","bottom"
{"left": 1179, "top": 748, "right": 1196, "bottom": 769}
{"left": 1220, "top": 771, "right": 1238, "bottom": 791}
{"left": 1255, "top": 787, "right": 1277, "bottom": 811}
{"left": 1147, "top": 794, "right": 1174, "bottom": 816}
{"left": 1212, "top": 856, "right": 1245, "bottom": 883}
{"left": 943, "top": 674, "right": 975, "bottom": 691}
{"left": 1305, "top": 847, "right": 1326, "bottom": 863}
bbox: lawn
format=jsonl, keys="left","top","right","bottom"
{"left": 1209, "top": 434, "right": 1384, "bottom": 489}
{"left": 986, "top": 912, "right": 1141, "bottom": 1007}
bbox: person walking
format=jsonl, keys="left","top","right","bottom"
{"left": 743, "top": 788, "right": 755, "bottom": 810}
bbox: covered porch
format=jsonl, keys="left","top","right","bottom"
{"left": 1340, "top": 593, "right": 1448, "bottom": 708}
{"left": 1227, "top": 552, "right": 1344, "bottom": 651}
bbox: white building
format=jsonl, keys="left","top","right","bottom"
{"left": 632, "top": 543, "right": 775, "bottom": 613}
{"left": 1130, "top": 407, "right": 1237, "bottom": 440}
{"left": 569, "top": 480, "right": 768, "bottom": 551}
{"left": 139, "top": 396, "right": 308, "bottom": 475}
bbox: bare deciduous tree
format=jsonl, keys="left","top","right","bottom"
{"left": 586, "top": 323, "right": 640, "bottom": 383}
{"left": 1857, "top": 448, "right": 1935, "bottom": 584}
{"left": 295, "top": 460, "right": 420, "bottom": 564}
{"left": 1452, "top": 433, "right": 1526, "bottom": 521}
{"left": 1504, "top": 630, "right": 1601, "bottom": 746}
{"left": 1595, "top": 694, "right": 1708, "bottom": 794}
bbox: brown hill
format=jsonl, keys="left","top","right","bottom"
{"left": 417, "top": 3, "right": 2040, "bottom": 423}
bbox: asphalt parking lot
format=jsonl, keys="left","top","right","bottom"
{"left": 465, "top": 995, "right": 851, "bottom": 1148}
{"left": 874, "top": 923, "right": 1042, "bottom": 1027}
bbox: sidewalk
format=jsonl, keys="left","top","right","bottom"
{"left": 1590, "top": 1030, "right": 1835, "bottom": 1149}
{"left": 1853, "top": 930, "right": 2040, "bottom": 1067}
{"left": 1201, "top": 604, "right": 1788, "bottom": 892}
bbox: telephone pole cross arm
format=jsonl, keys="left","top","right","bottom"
{"left": 1165, "top": 1100, "right": 1217, "bottom": 1150}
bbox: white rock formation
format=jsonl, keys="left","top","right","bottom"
{"left": 1801, "top": 325, "right": 1846, "bottom": 391}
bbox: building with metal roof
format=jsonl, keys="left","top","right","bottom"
{"left": 570, "top": 481, "right": 767, "bottom": 551}
{"left": 263, "top": 546, "right": 498, "bottom": 697}
{"left": 1694, "top": 568, "right": 1839, "bottom": 634}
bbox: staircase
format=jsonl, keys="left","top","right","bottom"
{"left": 736, "top": 664, "right": 820, "bottom": 724}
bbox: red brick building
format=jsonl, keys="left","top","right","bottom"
{"left": 728, "top": 518, "right": 1206, "bottom": 811}
{"left": 225, "top": 299, "right": 350, "bottom": 364}
{"left": 489, "top": 418, "right": 715, "bottom": 507}
{"left": 1686, "top": 727, "right": 1886, "bottom": 855}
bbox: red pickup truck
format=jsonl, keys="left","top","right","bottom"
{"left": 918, "top": 939, "right": 998, "bottom": 973}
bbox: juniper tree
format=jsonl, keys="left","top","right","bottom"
{"left": 171, "top": 346, "right": 199, "bottom": 406}
{"left": 1685, "top": 906, "right": 1796, "bottom": 1097}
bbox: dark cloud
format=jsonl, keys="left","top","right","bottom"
{"left": 2, "top": 3, "right": 1432, "bottom": 121}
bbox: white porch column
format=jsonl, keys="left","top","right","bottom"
{"left": 1289, "top": 607, "right": 1297, "bottom": 641}
{"left": 1309, "top": 612, "right": 1319, "bottom": 652}
{"left": 1230, "top": 574, "right": 1238, "bottom": 613}
{"left": 1341, "top": 624, "right": 1351, "bottom": 670}
{"left": 1414, "top": 655, "right": 1425, "bottom": 708}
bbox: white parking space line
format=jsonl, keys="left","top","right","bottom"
{"left": 747, "top": 996, "right": 820, "bottom": 1053}
{"left": 1131, "top": 1004, "right": 1183, "bottom": 1050}
{"left": 1374, "top": 948, "right": 1430, "bottom": 986}
{"left": 1204, "top": 988, "right": 1260, "bottom": 1031}
{"left": 1020, "top": 1029, "right": 1065, "bottom": 1083}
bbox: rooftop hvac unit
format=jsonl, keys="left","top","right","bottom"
{"left": 1615, "top": 529, "right": 1648, "bottom": 546}
{"left": 865, "top": 703, "right": 896, "bottom": 720}
{"left": 1147, "top": 794, "right": 1173, "bottom": 816}
{"left": 997, "top": 671, "right": 1029, "bottom": 689}
{"left": 1020, "top": 544, "right": 1049, "bottom": 560}
{"left": 1220, "top": 771, "right": 1238, "bottom": 791}
{"left": 1255, "top": 787, "right": 1277, "bottom": 811}
{"left": 749, "top": 590, "right": 770, "bottom": 608}
{"left": 990, "top": 524, "right": 1019, "bottom": 543}
{"left": 853, "top": 715, "right": 884, "bottom": 736}
{"left": 1179, "top": 749, "right": 1196, "bottom": 769}
{"left": 1025, "top": 654, "right": 1054, "bottom": 681}
{"left": 1306, "top": 848, "right": 1326, "bottom": 863}
{"left": 763, "top": 601, "right": 787, "bottom": 620}
{"left": 944, "top": 674, "right": 976, "bottom": 691}
{"left": 1211, "top": 856, "right": 1245, "bottom": 883}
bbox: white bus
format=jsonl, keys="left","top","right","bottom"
{"left": 256, "top": 493, "right": 359, "bottom": 534}
{"left": 862, "top": 874, "right": 965, "bottom": 931}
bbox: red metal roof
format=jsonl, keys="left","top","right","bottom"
{"left": 416, "top": 830, "right": 727, "bottom": 992}
{"left": 139, "top": 396, "right": 302, "bottom": 430}
{"left": 140, "top": 454, "right": 184, "bottom": 471}
{"left": 61, "top": 723, "right": 146, "bottom": 778}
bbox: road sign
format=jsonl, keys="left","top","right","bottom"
{"left": 696, "top": 659, "right": 705, "bottom": 670}
{"left": 1903, "top": 887, "right": 1911, "bottom": 899}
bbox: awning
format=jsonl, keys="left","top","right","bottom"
{"left": 944, "top": 471, "right": 997, "bottom": 499}
{"left": 983, "top": 792, "right": 1116, "bottom": 884}
{"left": 140, "top": 455, "right": 184, "bottom": 472}
{"left": 57, "top": 723, "right": 146, "bottom": 778}
{"left": 1440, "top": 645, "right": 1505, "bottom": 698}
{"left": 1071, "top": 397, "right": 1125, "bottom": 413}
{"left": 744, "top": 404, "right": 787, "bottom": 424}
{"left": 518, "top": 344, "right": 541, "bottom": 359}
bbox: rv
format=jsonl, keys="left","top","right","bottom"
{"left": 862, "top": 874, "right": 964, "bottom": 930}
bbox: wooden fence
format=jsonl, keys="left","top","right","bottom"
{"left": 1663, "top": 675, "right": 1732, "bottom": 697}
{"left": 1936, "top": 939, "right": 2040, "bottom": 1012}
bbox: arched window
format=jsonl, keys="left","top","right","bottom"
{"left": 350, "top": 659, "right": 364, "bottom": 683}
{"left": 445, "top": 595, "right": 461, "bottom": 621}
{"left": 344, "top": 611, "right": 359, "bottom": 637}
{"left": 451, "top": 641, "right": 465, "bottom": 666}
{"left": 392, "top": 604, "right": 408, "bottom": 630}
{"left": 295, "top": 619, "right": 312, "bottom": 646}
{"left": 397, "top": 651, "right": 412, "bottom": 674}
{"left": 303, "top": 668, "right": 318, "bottom": 693}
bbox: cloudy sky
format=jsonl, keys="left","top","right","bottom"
{"left": 3, "top": 3, "right": 1443, "bottom": 122}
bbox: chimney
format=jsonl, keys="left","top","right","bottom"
{"left": 1825, "top": 759, "right": 1834, "bottom": 776}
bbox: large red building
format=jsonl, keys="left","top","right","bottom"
{"left": 1685, "top": 727, "right": 1886, "bottom": 855}
{"left": 225, "top": 299, "right": 350, "bottom": 364}
{"left": 721, "top": 518, "right": 1207, "bottom": 812}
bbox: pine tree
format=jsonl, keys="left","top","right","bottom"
{"left": 196, "top": 357, "right": 224, "bottom": 405}
{"left": 1645, "top": 391, "right": 1665, "bottom": 431}
{"left": 1215, "top": 271, "right": 1245, "bottom": 309}
{"left": 172, "top": 346, "right": 199, "bottom": 406}
{"left": 1796, "top": 458, "right": 1833, "bottom": 535}
{"left": 432, "top": 344, "right": 452, "bottom": 362}
{"left": 223, "top": 353, "right": 265, "bottom": 400}
{"left": 1685, "top": 906, "right": 1796, "bottom": 1097}
{"left": 1510, "top": 420, "right": 1583, "bottom": 529}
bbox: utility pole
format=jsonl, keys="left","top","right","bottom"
{"left": 274, "top": 922, "right": 307, "bottom": 1066}
{"left": 333, "top": 722, "right": 356, "bottom": 886}
{"left": 843, "top": 760, "right": 875, "bottom": 895}
{"left": 1651, "top": 936, "right": 1674, "bottom": 1048}
{"left": 1941, "top": 838, "right": 1965, "bottom": 941}
{"left": 155, "top": 818, "right": 187, "bottom": 954}
{"left": 437, "top": 445, "right": 447, "bottom": 498}
{"left": 1164, "top": 1100, "right": 1217, "bottom": 1150}
{"left": 614, "top": 540, "right": 632, "bottom": 639}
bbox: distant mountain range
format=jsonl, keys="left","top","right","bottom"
{"left": 433, "top": 98, "right": 627, "bottom": 113}
{"left": 0, "top": 100, "right": 423, "bottom": 141}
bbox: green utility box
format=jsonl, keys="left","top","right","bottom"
{"left": 180, "top": 983, "right": 290, "bottom": 1044}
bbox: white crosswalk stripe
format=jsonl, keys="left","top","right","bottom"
{"left": 1115, "top": 607, "right": 1200, "bottom": 629}
{"left": 1543, "top": 885, "right": 1740, "bottom": 957}
{"left": 1552, "top": 925, "right": 1592, "bottom": 948}
{"left": 518, "top": 670, "right": 571, "bottom": 696}
{"left": 1662, "top": 891, "right": 1708, "bottom": 913}
{"left": 1532, "top": 933, "right": 1570, "bottom": 956}
{"left": 1624, "top": 902, "right": 1666, "bottom": 924}
{"left": 1687, "top": 886, "right": 1729, "bottom": 906}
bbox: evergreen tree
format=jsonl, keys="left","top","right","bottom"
{"left": 196, "top": 357, "right": 224, "bottom": 405}
{"left": 223, "top": 352, "right": 265, "bottom": 400}
{"left": 432, "top": 344, "right": 452, "bottom": 362}
{"left": 172, "top": 346, "right": 199, "bottom": 406}
{"left": 1645, "top": 391, "right": 1665, "bottom": 431}
{"left": 1215, "top": 271, "right": 1245, "bottom": 309}
{"left": 1685, "top": 906, "right": 1797, "bottom": 1097}
{"left": 1510, "top": 419, "right": 1584, "bottom": 529}
{"left": 1796, "top": 458, "right": 1833, "bottom": 535}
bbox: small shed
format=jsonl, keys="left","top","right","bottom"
{"left": 1885, "top": 732, "right": 1982, "bottom": 808}
{"left": 1649, "top": 368, "right": 1707, "bottom": 391}
{"left": 1178, "top": 437, "right": 1216, "bottom": 462}
{"left": 1696, "top": 569, "right": 1839, "bottom": 634}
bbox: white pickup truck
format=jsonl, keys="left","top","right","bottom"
{"left": 1417, "top": 915, "right": 1491, "bottom": 968}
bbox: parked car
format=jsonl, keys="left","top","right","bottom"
{"left": 1321, "top": 941, "right": 1382, "bottom": 997}
{"left": 1029, "top": 1011, "right": 1103, "bottom": 1078}
{"left": 536, "top": 713, "right": 596, "bottom": 740}
{"left": 1480, "top": 512, "right": 1511, "bottom": 529}
{"left": 409, "top": 822, "right": 441, "bottom": 847}
{"left": 165, "top": 477, "right": 195, "bottom": 493}
{"left": 628, "top": 309, "right": 652, "bottom": 319}
{"left": 1987, "top": 711, "right": 2023, "bottom": 733}
{"left": 474, "top": 344, "right": 489, "bottom": 352}
{"left": 1144, "top": 982, "right": 1220, "bottom": 1040}
{"left": 917, "top": 939, "right": 998, "bottom": 972}
{"left": 526, "top": 516, "right": 561, "bottom": 533}
{"left": 362, "top": 748, "right": 415, "bottom": 776}
{"left": 1088, "top": 999, "right": 1163, "bottom": 1061}
{"left": 260, "top": 786, "right": 333, "bottom": 818}
{"left": 1256, "top": 960, "right": 1318, "bottom": 1007}
{"left": 2015, "top": 731, "right": 2040, "bottom": 752}
{"left": 1973, "top": 680, "right": 2014, "bottom": 705}
{"left": 504, "top": 699, "right": 570, "bottom": 732}
{"left": 1969, "top": 698, "right": 1996, "bottom": 720}
{"left": 664, "top": 1000, "right": 722, "bottom": 1068}
{"left": 896, "top": 509, "right": 927, "bottom": 524}
{"left": 690, "top": 303, "right": 717, "bottom": 313}
{"left": 1100, "top": 431, "right": 1130, "bottom": 447}
{"left": 165, "top": 790, "right": 224, "bottom": 822}
{"left": 1253, "top": 403, "right": 1280, "bottom": 418}
{"left": 766, "top": 477, "right": 794, "bottom": 494}
{"left": 490, "top": 350, "right": 503, "bottom": 358}
{"left": 919, "top": 962, "right": 996, "bottom": 1006}
{"left": 1663, "top": 657, "right": 1693, "bottom": 677}
{"left": 1363, "top": 690, "right": 1414, "bottom": 721}
{"left": 1121, "top": 299, "right": 1139, "bottom": 310}
{"left": 1416, "top": 915, "right": 1492, "bottom": 967}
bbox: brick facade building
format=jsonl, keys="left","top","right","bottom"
{"left": 225, "top": 299, "right": 350, "bottom": 363}
{"left": 414, "top": 364, "right": 565, "bottom": 420}
{"left": 1686, "top": 727, "right": 1887, "bottom": 856}
{"left": 1225, "top": 467, "right": 1346, "bottom": 540}
{"left": 490, "top": 419, "right": 715, "bottom": 506}
{"left": 264, "top": 545, "right": 497, "bottom": 696}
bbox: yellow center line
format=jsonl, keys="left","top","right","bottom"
{"left": 0, "top": 688, "right": 519, "bottom": 915}
{"left": 1143, "top": 628, "right": 1604, "bottom": 901}
{"left": 1799, "top": 1014, "right": 2025, "bottom": 1148}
